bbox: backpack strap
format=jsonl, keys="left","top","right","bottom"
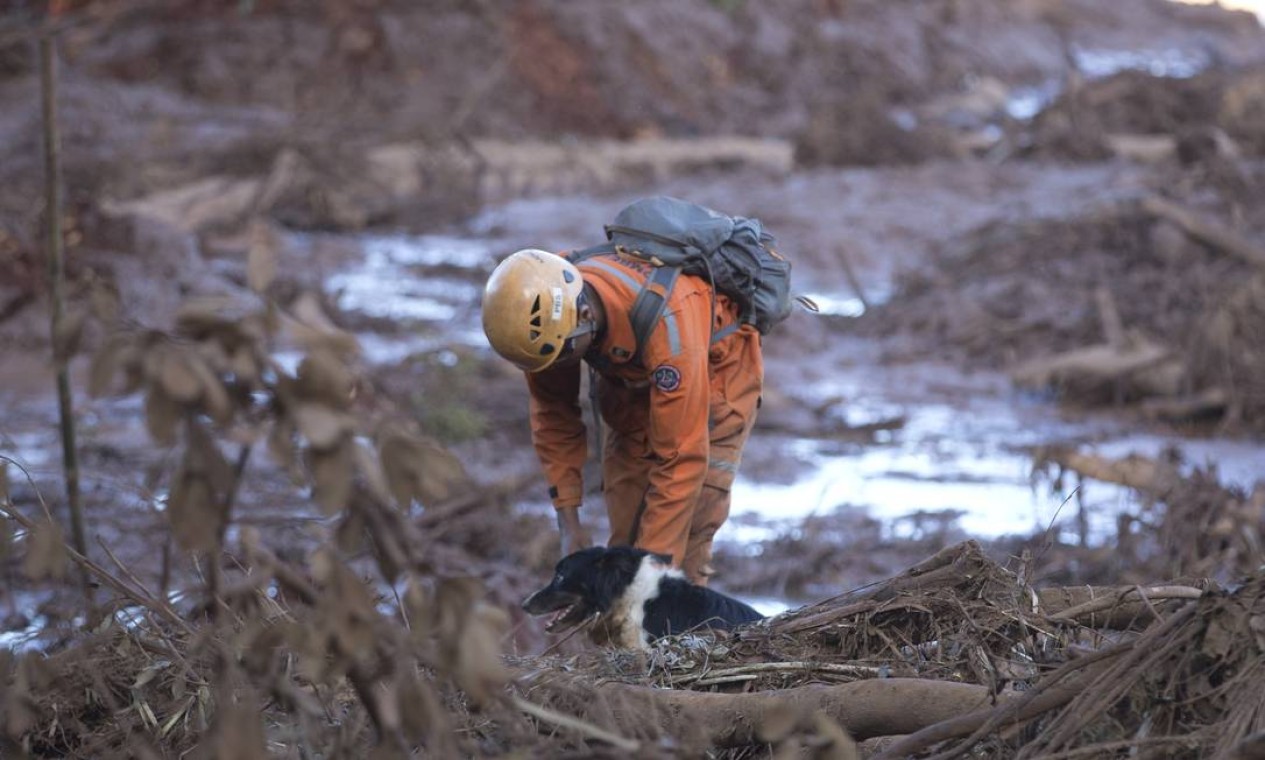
{"left": 710, "top": 322, "right": 741, "bottom": 343}
{"left": 565, "top": 242, "right": 617, "bottom": 264}
{"left": 626, "top": 265, "right": 680, "bottom": 365}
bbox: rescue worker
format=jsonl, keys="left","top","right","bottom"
{"left": 481, "top": 242, "right": 763, "bottom": 586}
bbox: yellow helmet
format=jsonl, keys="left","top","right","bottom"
{"left": 482, "top": 249, "right": 585, "bottom": 372}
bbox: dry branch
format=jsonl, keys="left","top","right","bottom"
{"left": 1010, "top": 338, "right": 1179, "bottom": 397}
{"left": 669, "top": 661, "right": 884, "bottom": 687}
{"left": 0, "top": 500, "right": 193, "bottom": 635}
{"left": 1141, "top": 195, "right": 1265, "bottom": 270}
{"left": 1045, "top": 584, "right": 1203, "bottom": 624}
{"left": 1036, "top": 584, "right": 1206, "bottom": 628}
{"left": 512, "top": 696, "right": 640, "bottom": 753}
{"left": 39, "top": 21, "right": 91, "bottom": 608}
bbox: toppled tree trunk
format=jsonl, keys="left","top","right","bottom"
{"left": 1010, "top": 335, "right": 1184, "bottom": 401}
{"left": 518, "top": 674, "right": 1008, "bottom": 751}
{"left": 1035, "top": 447, "right": 1183, "bottom": 498}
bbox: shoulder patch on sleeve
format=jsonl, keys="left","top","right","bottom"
{"left": 652, "top": 363, "right": 682, "bottom": 392}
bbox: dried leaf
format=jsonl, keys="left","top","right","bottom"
{"left": 158, "top": 350, "right": 204, "bottom": 404}
{"left": 0, "top": 512, "right": 11, "bottom": 563}
{"left": 267, "top": 418, "right": 299, "bottom": 478}
{"left": 117, "top": 342, "right": 145, "bottom": 395}
{"left": 286, "top": 292, "right": 359, "bottom": 356}
{"left": 1250, "top": 615, "right": 1265, "bottom": 654}
{"left": 311, "top": 440, "right": 353, "bottom": 515}
{"left": 1203, "top": 617, "right": 1235, "bottom": 659}
{"left": 246, "top": 220, "right": 279, "bottom": 293}
{"left": 294, "top": 404, "right": 351, "bottom": 450}
{"left": 414, "top": 438, "right": 469, "bottom": 505}
{"left": 186, "top": 354, "right": 233, "bottom": 425}
{"left": 211, "top": 700, "right": 267, "bottom": 760}
{"left": 144, "top": 387, "right": 182, "bottom": 446}
{"left": 404, "top": 580, "right": 432, "bottom": 643}
{"left": 88, "top": 334, "right": 126, "bottom": 397}
{"left": 334, "top": 510, "right": 366, "bottom": 555}
{"left": 296, "top": 347, "right": 355, "bottom": 408}
{"left": 168, "top": 473, "right": 222, "bottom": 553}
{"left": 434, "top": 578, "right": 508, "bottom": 707}
{"left": 352, "top": 440, "right": 394, "bottom": 506}
{"left": 757, "top": 703, "right": 801, "bottom": 744}
{"left": 175, "top": 294, "right": 253, "bottom": 339}
{"left": 22, "top": 519, "right": 68, "bottom": 581}
{"left": 186, "top": 419, "right": 234, "bottom": 487}
{"left": 308, "top": 545, "right": 337, "bottom": 586}
{"left": 811, "top": 711, "right": 860, "bottom": 760}
{"left": 89, "top": 281, "right": 122, "bottom": 325}
{"left": 458, "top": 602, "right": 510, "bottom": 707}
{"left": 53, "top": 309, "right": 87, "bottom": 364}
{"left": 399, "top": 671, "right": 444, "bottom": 743}
{"left": 229, "top": 346, "right": 260, "bottom": 387}
{"left": 379, "top": 434, "right": 417, "bottom": 509}
{"left": 5, "top": 657, "right": 38, "bottom": 736}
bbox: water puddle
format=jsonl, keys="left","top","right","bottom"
{"left": 321, "top": 216, "right": 1263, "bottom": 557}
{"left": 1004, "top": 44, "right": 1211, "bottom": 123}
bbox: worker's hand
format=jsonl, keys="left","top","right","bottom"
{"left": 556, "top": 506, "right": 593, "bottom": 557}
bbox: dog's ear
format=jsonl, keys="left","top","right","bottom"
{"left": 589, "top": 567, "right": 621, "bottom": 612}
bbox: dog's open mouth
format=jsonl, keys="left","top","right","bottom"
{"left": 543, "top": 600, "right": 596, "bottom": 632}
{"left": 522, "top": 589, "right": 595, "bottom": 632}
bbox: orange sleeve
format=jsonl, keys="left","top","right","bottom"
{"left": 633, "top": 288, "right": 712, "bottom": 562}
{"left": 526, "top": 363, "right": 587, "bottom": 509}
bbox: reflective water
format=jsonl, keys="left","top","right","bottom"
{"left": 316, "top": 229, "right": 1264, "bottom": 551}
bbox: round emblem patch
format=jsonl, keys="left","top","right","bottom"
{"left": 652, "top": 364, "right": 682, "bottom": 392}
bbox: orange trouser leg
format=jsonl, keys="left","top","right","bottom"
{"left": 683, "top": 325, "right": 763, "bottom": 585}
{"left": 599, "top": 379, "right": 696, "bottom": 566}
{"left": 598, "top": 380, "right": 662, "bottom": 547}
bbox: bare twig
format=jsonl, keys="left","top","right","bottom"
{"left": 39, "top": 33, "right": 92, "bottom": 608}
{"left": 1047, "top": 585, "right": 1203, "bottom": 624}
{"left": 670, "top": 661, "right": 884, "bottom": 687}
{"left": 0, "top": 500, "right": 194, "bottom": 636}
{"left": 512, "top": 695, "right": 641, "bottom": 753}
{"left": 0, "top": 453, "right": 54, "bottom": 521}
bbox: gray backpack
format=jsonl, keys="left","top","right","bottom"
{"left": 569, "top": 196, "right": 795, "bottom": 363}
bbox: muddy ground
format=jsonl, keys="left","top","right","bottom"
{"left": 2, "top": 1, "right": 1265, "bottom": 756}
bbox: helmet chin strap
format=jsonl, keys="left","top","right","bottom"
{"left": 558, "top": 284, "right": 605, "bottom": 365}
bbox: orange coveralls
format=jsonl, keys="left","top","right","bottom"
{"left": 526, "top": 251, "right": 764, "bottom": 584}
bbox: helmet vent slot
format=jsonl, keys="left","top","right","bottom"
{"left": 539, "top": 343, "right": 556, "bottom": 356}
{"left": 531, "top": 295, "right": 541, "bottom": 315}
{"left": 530, "top": 329, "right": 541, "bottom": 341}
{"left": 530, "top": 315, "right": 542, "bottom": 327}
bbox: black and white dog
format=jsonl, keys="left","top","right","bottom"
{"left": 522, "top": 546, "right": 764, "bottom": 650}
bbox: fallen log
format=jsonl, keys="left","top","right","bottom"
{"left": 1105, "top": 133, "right": 1176, "bottom": 163}
{"left": 1034, "top": 447, "right": 1182, "bottom": 498}
{"left": 518, "top": 674, "right": 1006, "bottom": 750}
{"left": 871, "top": 663, "right": 1111, "bottom": 760}
{"left": 1010, "top": 337, "right": 1184, "bottom": 400}
{"left": 1140, "top": 386, "right": 1230, "bottom": 423}
{"left": 1140, "top": 195, "right": 1265, "bottom": 270}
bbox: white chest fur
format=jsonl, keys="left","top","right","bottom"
{"left": 606, "top": 556, "right": 686, "bottom": 650}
